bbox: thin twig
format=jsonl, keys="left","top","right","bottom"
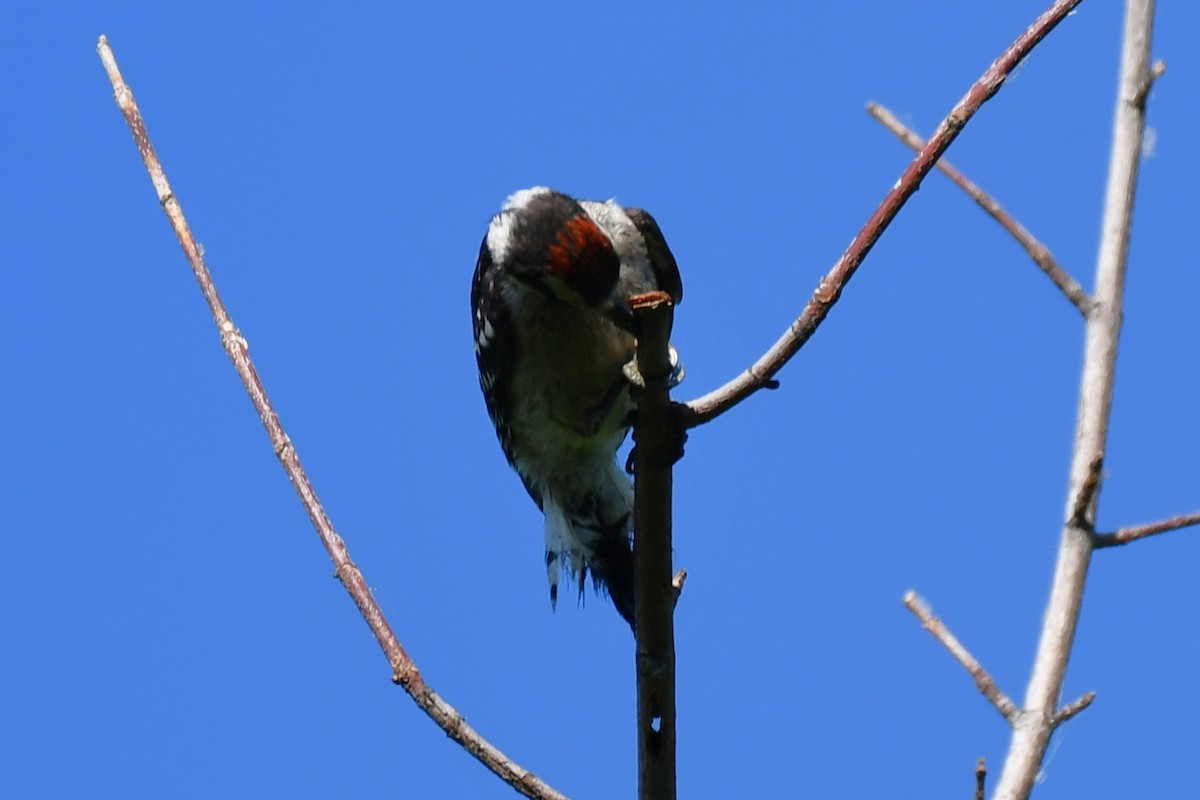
{"left": 1052, "top": 691, "right": 1096, "bottom": 727}
{"left": 1094, "top": 510, "right": 1200, "bottom": 548}
{"left": 903, "top": 592, "right": 1019, "bottom": 724}
{"left": 681, "top": 0, "right": 1087, "bottom": 428}
{"left": 994, "top": 3, "right": 1157, "bottom": 797}
{"left": 631, "top": 291, "right": 681, "bottom": 800}
{"left": 866, "top": 102, "right": 1093, "bottom": 316}
{"left": 96, "top": 34, "right": 567, "bottom": 800}
{"left": 975, "top": 757, "right": 987, "bottom": 800}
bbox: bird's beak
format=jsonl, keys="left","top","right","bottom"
{"left": 604, "top": 296, "right": 637, "bottom": 334}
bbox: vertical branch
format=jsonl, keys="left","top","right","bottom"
{"left": 993, "top": 2, "right": 1157, "bottom": 798}
{"left": 632, "top": 291, "right": 679, "bottom": 800}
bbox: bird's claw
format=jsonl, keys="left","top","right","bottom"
{"left": 622, "top": 345, "right": 685, "bottom": 390}
{"left": 625, "top": 402, "right": 688, "bottom": 474}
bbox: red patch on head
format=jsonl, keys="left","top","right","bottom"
{"left": 545, "top": 215, "right": 619, "bottom": 305}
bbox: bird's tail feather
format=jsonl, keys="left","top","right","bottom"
{"left": 544, "top": 489, "right": 636, "bottom": 628}
{"left": 587, "top": 525, "right": 636, "bottom": 628}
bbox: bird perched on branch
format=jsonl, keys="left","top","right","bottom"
{"left": 471, "top": 187, "right": 683, "bottom": 627}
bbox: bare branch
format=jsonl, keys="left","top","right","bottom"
{"left": 96, "top": 34, "right": 568, "bottom": 800}
{"left": 1094, "top": 510, "right": 1200, "bottom": 548}
{"left": 631, "top": 291, "right": 682, "bottom": 800}
{"left": 681, "top": 0, "right": 1087, "bottom": 428}
{"left": 1052, "top": 691, "right": 1097, "bottom": 727}
{"left": 994, "top": 2, "right": 1158, "bottom": 797}
{"left": 975, "top": 757, "right": 987, "bottom": 800}
{"left": 866, "top": 102, "right": 1092, "bottom": 316}
{"left": 903, "top": 592, "right": 1019, "bottom": 724}
{"left": 1069, "top": 452, "right": 1105, "bottom": 528}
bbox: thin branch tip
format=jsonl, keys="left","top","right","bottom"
{"left": 1053, "top": 691, "right": 1096, "bottom": 726}
{"left": 1094, "top": 510, "right": 1200, "bottom": 548}
{"left": 670, "top": 569, "right": 688, "bottom": 610}
{"left": 904, "top": 591, "right": 1018, "bottom": 724}
{"left": 867, "top": 100, "right": 1090, "bottom": 315}
{"left": 672, "top": 569, "right": 688, "bottom": 592}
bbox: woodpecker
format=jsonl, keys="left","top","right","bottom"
{"left": 471, "top": 187, "right": 683, "bottom": 627}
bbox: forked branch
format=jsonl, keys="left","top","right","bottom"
{"left": 681, "top": 0, "right": 1087, "bottom": 428}
{"left": 1094, "top": 510, "right": 1200, "bottom": 548}
{"left": 993, "top": 2, "right": 1159, "bottom": 797}
{"left": 865, "top": 102, "right": 1092, "bottom": 316}
{"left": 903, "top": 592, "right": 1019, "bottom": 724}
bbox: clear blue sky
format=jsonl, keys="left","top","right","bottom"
{"left": 4, "top": 2, "right": 1198, "bottom": 798}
